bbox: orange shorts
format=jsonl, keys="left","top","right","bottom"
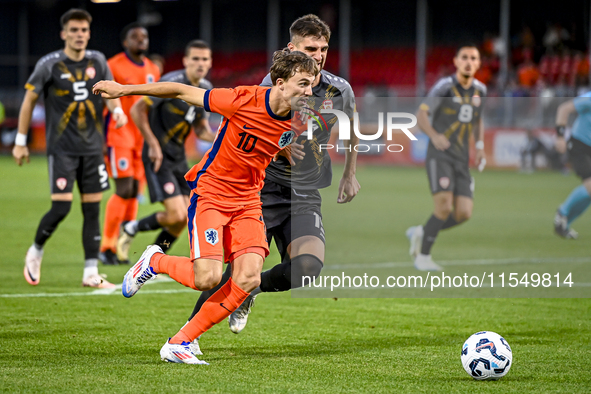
{"left": 106, "top": 146, "right": 145, "bottom": 180}
{"left": 187, "top": 194, "right": 269, "bottom": 263}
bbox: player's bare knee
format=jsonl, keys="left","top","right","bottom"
{"left": 233, "top": 272, "right": 261, "bottom": 293}
{"left": 114, "top": 178, "right": 135, "bottom": 199}
{"left": 169, "top": 209, "right": 187, "bottom": 227}
{"left": 194, "top": 272, "right": 221, "bottom": 291}
{"left": 456, "top": 209, "right": 472, "bottom": 222}
{"left": 435, "top": 204, "right": 453, "bottom": 219}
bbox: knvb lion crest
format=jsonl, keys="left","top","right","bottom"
{"left": 118, "top": 158, "right": 129, "bottom": 171}
{"left": 278, "top": 130, "right": 295, "bottom": 148}
{"left": 205, "top": 228, "right": 218, "bottom": 245}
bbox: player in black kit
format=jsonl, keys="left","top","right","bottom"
{"left": 13, "top": 9, "right": 127, "bottom": 287}
{"left": 116, "top": 40, "right": 216, "bottom": 256}
{"left": 407, "top": 44, "right": 487, "bottom": 271}
{"left": 186, "top": 15, "right": 360, "bottom": 355}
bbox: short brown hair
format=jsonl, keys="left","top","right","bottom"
{"left": 455, "top": 44, "right": 480, "bottom": 56}
{"left": 289, "top": 14, "right": 331, "bottom": 44}
{"left": 185, "top": 40, "right": 211, "bottom": 56}
{"left": 60, "top": 8, "right": 92, "bottom": 29}
{"left": 269, "top": 48, "right": 318, "bottom": 85}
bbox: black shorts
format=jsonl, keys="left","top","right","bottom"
{"left": 143, "top": 151, "right": 191, "bottom": 204}
{"left": 568, "top": 137, "right": 591, "bottom": 181}
{"left": 48, "top": 154, "right": 109, "bottom": 194}
{"left": 425, "top": 156, "right": 474, "bottom": 198}
{"left": 261, "top": 179, "right": 325, "bottom": 260}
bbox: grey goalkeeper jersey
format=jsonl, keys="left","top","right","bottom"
{"left": 261, "top": 69, "right": 355, "bottom": 190}
{"left": 25, "top": 49, "right": 112, "bottom": 156}
{"left": 421, "top": 74, "right": 487, "bottom": 162}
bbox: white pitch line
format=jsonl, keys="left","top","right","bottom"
{"left": 0, "top": 287, "right": 195, "bottom": 298}
{"left": 1, "top": 275, "right": 180, "bottom": 299}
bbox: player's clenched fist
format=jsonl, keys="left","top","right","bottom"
{"left": 93, "top": 80, "right": 125, "bottom": 99}
{"left": 12, "top": 145, "right": 30, "bottom": 166}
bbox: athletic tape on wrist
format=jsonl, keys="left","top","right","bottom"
{"left": 475, "top": 140, "right": 484, "bottom": 150}
{"left": 113, "top": 107, "right": 124, "bottom": 115}
{"left": 15, "top": 133, "right": 27, "bottom": 146}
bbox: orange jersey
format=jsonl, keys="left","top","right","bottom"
{"left": 106, "top": 52, "right": 160, "bottom": 149}
{"left": 185, "top": 86, "right": 297, "bottom": 206}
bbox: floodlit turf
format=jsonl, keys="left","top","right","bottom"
{"left": 1, "top": 155, "right": 590, "bottom": 393}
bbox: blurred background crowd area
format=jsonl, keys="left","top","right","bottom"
{"left": 0, "top": 0, "right": 587, "bottom": 171}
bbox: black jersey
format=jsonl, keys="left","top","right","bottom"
{"left": 145, "top": 70, "right": 212, "bottom": 161}
{"left": 261, "top": 70, "right": 355, "bottom": 190}
{"left": 25, "top": 50, "right": 112, "bottom": 156}
{"left": 421, "top": 75, "right": 487, "bottom": 162}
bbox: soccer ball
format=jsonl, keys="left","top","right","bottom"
{"left": 461, "top": 331, "right": 512, "bottom": 380}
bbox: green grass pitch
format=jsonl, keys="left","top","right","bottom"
{"left": 1, "top": 155, "right": 590, "bottom": 393}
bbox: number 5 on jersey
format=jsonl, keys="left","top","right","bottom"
{"left": 73, "top": 81, "right": 89, "bottom": 102}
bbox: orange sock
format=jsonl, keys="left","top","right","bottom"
{"left": 170, "top": 278, "right": 249, "bottom": 344}
{"left": 101, "top": 194, "right": 128, "bottom": 252}
{"left": 151, "top": 253, "right": 198, "bottom": 290}
{"left": 124, "top": 197, "right": 138, "bottom": 222}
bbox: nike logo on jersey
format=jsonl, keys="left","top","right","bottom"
{"left": 243, "top": 124, "right": 256, "bottom": 130}
{"left": 220, "top": 303, "right": 232, "bottom": 312}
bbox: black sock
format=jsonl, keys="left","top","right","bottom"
{"left": 441, "top": 215, "right": 459, "bottom": 230}
{"left": 34, "top": 201, "right": 72, "bottom": 247}
{"left": 260, "top": 254, "right": 324, "bottom": 292}
{"left": 154, "top": 229, "right": 177, "bottom": 252}
{"left": 421, "top": 214, "right": 446, "bottom": 255}
{"left": 81, "top": 202, "right": 101, "bottom": 260}
{"left": 290, "top": 254, "right": 324, "bottom": 288}
{"left": 137, "top": 213, "right": 161, "bottom": 232}
{"left": 260, "top": 257, "right": 292, "bottom": 292}
{"left": 189, "top": 264, "right": 232, "bottom": 320}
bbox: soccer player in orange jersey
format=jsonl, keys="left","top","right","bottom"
{"left": 93, "top": 49, "right": 317, "bottom": 364}
{"left": 100, "top": 23, "right": 161, "bottom": 265}
{"left": 117, "top": 40, "right": 215, "bottom": 257}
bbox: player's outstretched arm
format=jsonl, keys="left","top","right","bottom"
{"left": 13, "top": 90, "right": 39, "bottom": 166}
{"left": 93, "top": 81, "right": 206, "bottom": 108}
